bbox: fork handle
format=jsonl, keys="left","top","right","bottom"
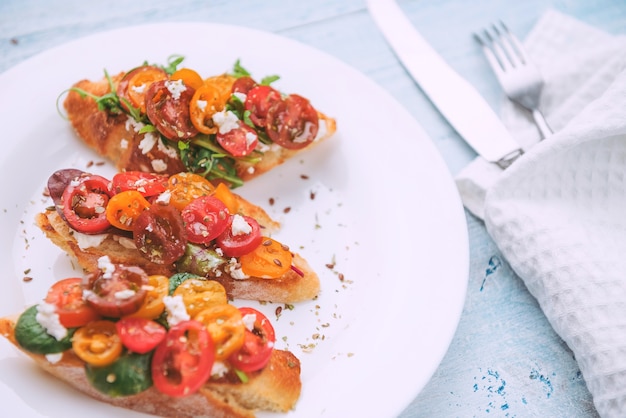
{"left": 532, "top": 109, "right": 553, "bottom": 139}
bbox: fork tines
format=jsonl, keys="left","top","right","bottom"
{"left": 474, "top": 22, "right": 527, "bottom": 72}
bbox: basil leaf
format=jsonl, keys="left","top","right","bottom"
{"left": 85, "top": 351, "right": 153, "bottom": 397}
{"left": 168, "top": 271, "right": 203, "bottom": 295}
{"left": 14, "top": 305, "right": 74, "bottom": 355}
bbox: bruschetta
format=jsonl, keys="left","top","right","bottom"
{"left": 62, "top": 58, "right": 337, "bottom": 188}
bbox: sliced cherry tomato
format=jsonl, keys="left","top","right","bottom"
{"left": 152, "top": 320, "right": 214, "bottom": 397}
{"left": 72, "top": 320, "right": 123, "bottom": 366}
{"left": 239, "top": 237, "right": 293, "bottom": 279}
{"left": 216, "top": 122, "right": 258, "bottom": 157}
{"left": 44, "top": 278, "right": 100, "bottom": 328}
{"left": 146, "top": 79, "right": 199, "bottom": 140}
{"left": 116, "top": 317, "right": 166, "bottom": 354}
{"left": 266, "top": 94, "right": 319, "bottom": 149}
{"left": 127, "top": 274, "right": 170, "bottom": 319}
{"left": 181, "top": 196, "right": 230, "bottom": 244}
{"left": 195, "top": 304, "right": 244, "bottom": 361}
{"left": 61, "top": 174, "right": 112, "bottom": 234}
{"left": 47, "top": 168, "right": 86, "bottom": 207}
{"left": 133, "top": 204, "right": 187, "bottom": 265}
{"left": 84, "top": 264, "right": 148, "bottom": 318}
{"left": 170, "top": 68, "right": 204, "bottom": 90}
{"left": 111, "top": 171, "right": 168, "bottom": 197}
{"left": 167, "top": 172, "right": 215, "bottom": 211}
{"left": 212, "top": 182, "right": 239, "bottom": 214}
{"left": 231, "top": 76, "right": 257, "bottom": 95}
{"left": 204, "top": 74, "right": 236, "bottom": 101}
{"left": 105, "top": 190, "right": 151, "bottom": 231}
{"left": 245, "top": 85, "right": 282, "bottom": 127}
{"left": 189, "top": 83, "right": 223, "bottom": 134}
{"left": 126, "top": 66, "right": 168, "bottom": 113}
{"left": 216, "top": 214, "right": 262, "bottom": 257}
{"left": 173, "top": 278, "right": 228, "bottom": 318}
{"left": 229, "top": 307, "right": 275, "bottom": 372}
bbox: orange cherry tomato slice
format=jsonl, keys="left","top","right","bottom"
{"left": 189, "top": 83, "right": 223, "bottom": 134}
{"left": 126, "top": 66, "right": 168, "bottom": 113}
{"left": 72, "top": 320, "right": 123, "bottom": 366}
{"left": 239, "top": 237, "right": 292, "bottom": 279}
{"left": 105, "top": 190, "right": 151, "bottom": 231}
{"left": 204, "top": 74, "right": 237, "bottom": 102}
{"left": 171, "top": 68, "right": 204, "bottom": 90}
{"left": 195, "top": 304, "right": 245, "bottom": 361}
{"left": 172, "top": 278, "right": 228, "bottom": 318}
{"left": 127, "top": 274, "right": 169, "bottom": 319}
{"left": 212, "top": 182, "right": 238, "bottom": 214}
{"left": 167, "top": 172, "right": 215, "bottom": 211}
{"left": 44, "top": 278, "right": 100, "bottom": 328}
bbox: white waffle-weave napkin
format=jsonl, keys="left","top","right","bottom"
{"left": 463, "top": 10, "right": 626, "bottom": 418}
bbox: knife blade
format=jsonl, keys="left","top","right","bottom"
{"left": 366, "top": 0, "right": 523, "bottom": 168}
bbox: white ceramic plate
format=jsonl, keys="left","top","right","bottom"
{"left": 0, "top": 23, "right": 468, "bottom": 418}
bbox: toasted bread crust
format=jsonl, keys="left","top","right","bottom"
{"left": 63, "top": 74, "right": 337, "bottom": 180}
{"left": 36, "top": 209, "right": 320, "bottom": 303}
{"left": 0, "top": 315, "right": 301, "bottom": 418}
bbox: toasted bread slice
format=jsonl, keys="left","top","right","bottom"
{"left": 37, "top": 209, "right": 320, "bottom": 303}
{"left": 63, "top": 72, "right": 337, "bottom": 183}
{"left": 0, "top": 315, "right": 301, "bottom": 418}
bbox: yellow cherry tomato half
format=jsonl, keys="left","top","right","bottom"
{"left": 72, "top": 320, "right": 123, "bottom": 367}
{"left": 189, "top": 83, "right": 224, "bottom": 134}
{"left": 105, "top": 190, "right": 151, "bottom": 231}
{"left": 127, "top": 274, "right": 169, "bottom": 319}
{"left": 195, "top": 304, "right": 245, "bottom": 361}
{"left": 204, "top": 74, "right": 236, "bottom": 102}
{"left": 173, "top": 278, "right": 228, "bottom": 318}
{"left": 212, "top": 182, "right": 239, "bottom": 214}
{"left": 240, "top": 237, "right": 292, "bottom": 279}
{"left": 171, "top": 68, "right": 204, "bottom": 90}
{"left": 167, "top": 172, "right": 215, "bottom": 211}
{"left": 126, "top": 66, "right": 168, "bottom": 113}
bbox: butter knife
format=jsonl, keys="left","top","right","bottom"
{"left": 367, "top": 0, "right": 523, "bottom": 168}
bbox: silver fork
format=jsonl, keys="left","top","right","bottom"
{"left": 475, "top": 22, "right": 552, "bottom": 139}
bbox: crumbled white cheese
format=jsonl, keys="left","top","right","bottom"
{"left": 255, "top": 141, "right": 271, "bottom": 152}
{"left": 211, "top": 361, "right": 229, "bottom": 378}
{"left": 74, "top": 232, "right": 108, "bottom": 250}
{"left": 115, "top": 289, "right": 136, "bottom": 300}
{"left": 245, "top": 131, "right": 257, "bottom": 148}
{"left": 196, "top": 99, "right": 207, "bottom": 112}
{"left": 247, "top": 166, "right": 255, "bottom": 174}
{"left": 45, "top": 353, "right": 64, "bottom": 364}
{"left": 212, "top": 110, "right": 239, "bottom": 134}
{"left": 155, "top": 189, "right": 172, "bottom": 205}
{"left": 36, "top": 302, "right": 67, "bottom": 341}
{"left": 151, "top": 159, "right": 168, "bottom": 172}
{"left": 230, "top": 214, "right": 252, "bottom": 236}
{"left": 163, "top": 295, "right": 190, "bottom": 326}
{"left": 157, "top": 139, "right": 179, "bottom": 159}
{"left": 226, "top": 258, "right": 249, "bottom": 280}
{"left": 131, "top": 83, "right": 147, "bottom": 94}
{"left": 242, "top": 313, "right": 257, "bottom": 331}
{"left": 120, "top": 138, "right": 129, "bottom": 150}
{"left": 233, "top": 92, "right": 247, "bottom": 103}
{"left": 125, "top": 117, "right": 146, "bottom": 133}
{"left": 165, "top": 79, "right": 187, "bottom": 100}
{"left": 98, "top": 255, "right": 116, "bottom": 279}
{"left": 139, "top": 132, "right": 157, "bottom": 154}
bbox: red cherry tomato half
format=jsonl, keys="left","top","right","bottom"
{"left": 266, "top": 94, "right": 319, "bottom": 150}
{"left": 133, "top": 204, "right": 188, "bottom": 265}
{"left": 152, "top": 320, "right": 215, "bottom": 397}
{"left": 229, "top": 307, "right": 275, "bottom": 373}
{"left": 215, "top": 215, "right": 262, "bottom": 258}
{"left": 115, "top": 317, "right": 167, "bottom": 354}
{"left": 44, "top": 278, "right": 100, "bottom": 328}
{"left": 216, "top": 122, "right": 258, "bottom": 157}
{"left": 61, "top": 174, "right": 113, "bottom": 234}
{"left": 145, "top": 79, "right": 199, "bottom": 141}
{"left": 181, "top": 196, "right": 230, "bottom": 244}
{"left": 112, "top": 171, "right": 168, "bottom": 197}
{"left": 231, "top": 76, "right": 257, "bottom": 95}
{"left": 83, "top": 264, "right": 149, "bottom": 318}
{"left": 244, "top": 85, "right": 282, "bottom": 127}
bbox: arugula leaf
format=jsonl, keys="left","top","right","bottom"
{"left": 160, "top": 54, "right": 185, "bottom": 75}
{"left": 260, "top": 74, "right": 280, "bottom": 85}
{"left": 230, "top": 59, "right": 251, "bottom": 78}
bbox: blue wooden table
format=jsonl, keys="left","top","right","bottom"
{"left": 2, "top": 1, "right": 625, "bottom": 417}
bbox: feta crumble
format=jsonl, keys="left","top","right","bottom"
{"left": 163, "top": 295, "right": 190, "bottom": 326}
{"left": 98, "top": 255, "right": 116, "bottom": 279}
{"left": 165, "top": 79, "right": 187, "bottom": 100}
{"left": 212, "top": 110, "right": 239, "bottom": 134}
{"left": 36, "top": 302, "right": 67, "bottom": 341}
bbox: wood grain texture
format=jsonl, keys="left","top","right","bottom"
{"left": 2, "top": 0, "right": 626, "bottom": 417}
